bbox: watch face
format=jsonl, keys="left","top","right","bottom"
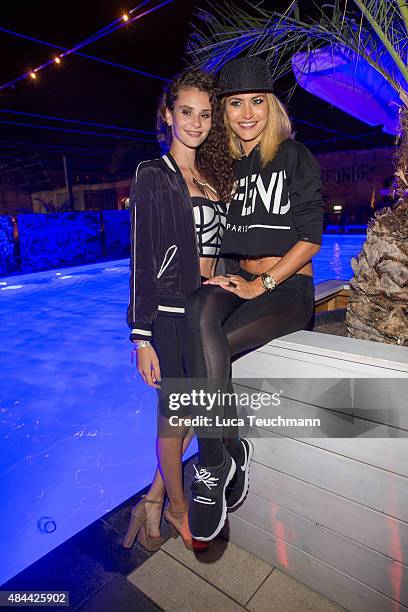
{"left": 262, "top": 274, "right": 275, "bottom": 290}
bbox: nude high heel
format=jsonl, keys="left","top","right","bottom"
{"left": 163, "top": 505, "right": 209, "bottom": 553}
{"left": 123, "top": 496, "right": 165, "bottom": 552}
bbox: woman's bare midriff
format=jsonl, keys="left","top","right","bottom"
{"left": 240, "top": 256, "right": 313, "bottom": 277}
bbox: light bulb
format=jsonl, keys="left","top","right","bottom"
{"left": 30, "top": 72, "right": 37, "bottom": 79}
{"left": 122, "top": 13, "right": 129, "bottom": 22}
{"left": 54, "top": 57, "right": 61, "bottom": 64}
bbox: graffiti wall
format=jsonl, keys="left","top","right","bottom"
{"left": 102, "top": 210, "right": 130, "bottom": 259}
{"left": 0, "top": 210, "right": 131, "bottom": 276}
{"left": 315, "top": 147, "right": 394, "bottom": 210}
{"left": 0, "top": 216, "right": 18, "bottom": 276}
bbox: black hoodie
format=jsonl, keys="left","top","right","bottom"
{"left": 220, "top": 138, "right": 324, "bottom": 259}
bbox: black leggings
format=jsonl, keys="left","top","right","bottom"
{"left": 185, "top": 271, "right": 315, "bottom": 464}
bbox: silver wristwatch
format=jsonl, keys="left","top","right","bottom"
{"left": 261, "top": 273, "right": 277, "bottom": 292}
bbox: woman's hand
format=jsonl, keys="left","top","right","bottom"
{"left": 204, "top": 275, "right": 264, "bottom": 299}
{"left": 132, "top": 346, "right": 161, "bottom": 388}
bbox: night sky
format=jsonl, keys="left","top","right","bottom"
{"left": 0, "top": 0, "right": 394, "bottom": 188}
{"left": 1, "top": 1, "right": 195, "bottom": 144}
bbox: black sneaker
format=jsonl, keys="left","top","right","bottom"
{"left": 226, "top": 439, "right": 254, "bottom": 510}
{"left": 189, "top": 449, "right": 236, "bottom": 541}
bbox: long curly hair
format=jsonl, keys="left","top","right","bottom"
{"left": 157, "top": 69, "right": 234, "bottom": 202}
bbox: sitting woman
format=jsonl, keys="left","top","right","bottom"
{"left": 185, "top": 56, "right": 324, "bottom": 541}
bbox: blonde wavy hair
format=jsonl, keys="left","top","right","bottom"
{"left": 222, "top": 93, "right": 292, "bottom": 166}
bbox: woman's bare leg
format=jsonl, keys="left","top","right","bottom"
{"left": 143, "top": 424, "right": 194, "bottom": 537}
{"left": 155, "top": 417, "right": 194, "bottom": 539}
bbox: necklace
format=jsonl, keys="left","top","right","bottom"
{"left": 172, "top": 154, "right": 217, "bottom": 198}
{"left": 191, "top": 173, "right": 217, "bottom": 196}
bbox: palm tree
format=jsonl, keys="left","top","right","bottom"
{"left": 189, "top": 0, "right": 408, "bottom": 346}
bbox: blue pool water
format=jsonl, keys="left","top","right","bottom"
{"left": 0, "top": 234, "right": 365, "bottom": 584}
{"left": 313, "top": 234, "right": 365, "bottom": 284}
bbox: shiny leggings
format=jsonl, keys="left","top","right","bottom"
{"left": 185, "top": 271, "right": 315, "bottom": 465}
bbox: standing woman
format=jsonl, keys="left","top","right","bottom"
{"left": 124, "top": 69, "right": 234, "bottom": 551}
{"left": 185, "top": 57, "right": 324, "bottom": 541}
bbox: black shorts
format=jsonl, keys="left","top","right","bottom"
{"left": 151, "top": 315, "right": 190, "bottom": 419}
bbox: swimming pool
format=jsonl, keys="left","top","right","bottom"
{"left": 313, "top": 234, "right": 365, "bottom": 284}
{"left": 0, "top": 234, "right": 365, "bottom": 585}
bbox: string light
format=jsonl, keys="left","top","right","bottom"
{"left": 0, "top": 118, "right": 156, "bottom": 142}
{"left": 295, "top": 117, "right": 375, "bottom": 145}
{"left": 54, "top": 57, "right": 61, "bottom": 64}
{"left": 1, "top": 137, "right": 154, "bottom": 157}
{"left": 122, "top": 14, "right": 129, "bottom": 21}
{"left": 0, "top": 27, "right": 166, "bottom": 81}
{"left": 0, "top": 108, "right": 156, "bottom": 134}
{"left": 0, "top": 0, "right": 174, "bottom": 92}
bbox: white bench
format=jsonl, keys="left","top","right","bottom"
{"left": 315, "top": 279, "right": 349, "bottom": 301}
{"left": 314, "top": 279, "right": 350, "bottom": 312}
{"left": 230, "top": 331, "right": 408, "bottom": 612}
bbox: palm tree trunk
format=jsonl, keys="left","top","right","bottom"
{"left": 346, "top": 108, "right": 408, "bottom": 346}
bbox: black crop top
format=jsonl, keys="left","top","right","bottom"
{"left": 220, "top": 139, "right": 324, "bottom": 258}
{"left": 191, "top": 196, "right": 227, "bottom": 257}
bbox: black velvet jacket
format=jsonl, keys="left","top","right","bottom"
{"left": 127, "top": 153, "right": 200, "bottom": 342}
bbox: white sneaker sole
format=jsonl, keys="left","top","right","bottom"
{"left": 227, "top": 439, "right": 254, "bottom": 511}
{"left": 193, "top": 456, "right": 236, "bottom": 542}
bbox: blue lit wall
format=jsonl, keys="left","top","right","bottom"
{"left": 0, "top": 210, "right": 131, "bottom": 276}
{"left": 0, "top": 216, "right": 18, "bottom": 276}
{"left": 102, "top": 210, "right": 131, "bottom": 259}
{"left": 18, "top": 212, "right": 102, "bottom": 272}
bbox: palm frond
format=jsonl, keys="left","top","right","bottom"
{"left": 188, "top": 0, "right": 408, "bottom": 104}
